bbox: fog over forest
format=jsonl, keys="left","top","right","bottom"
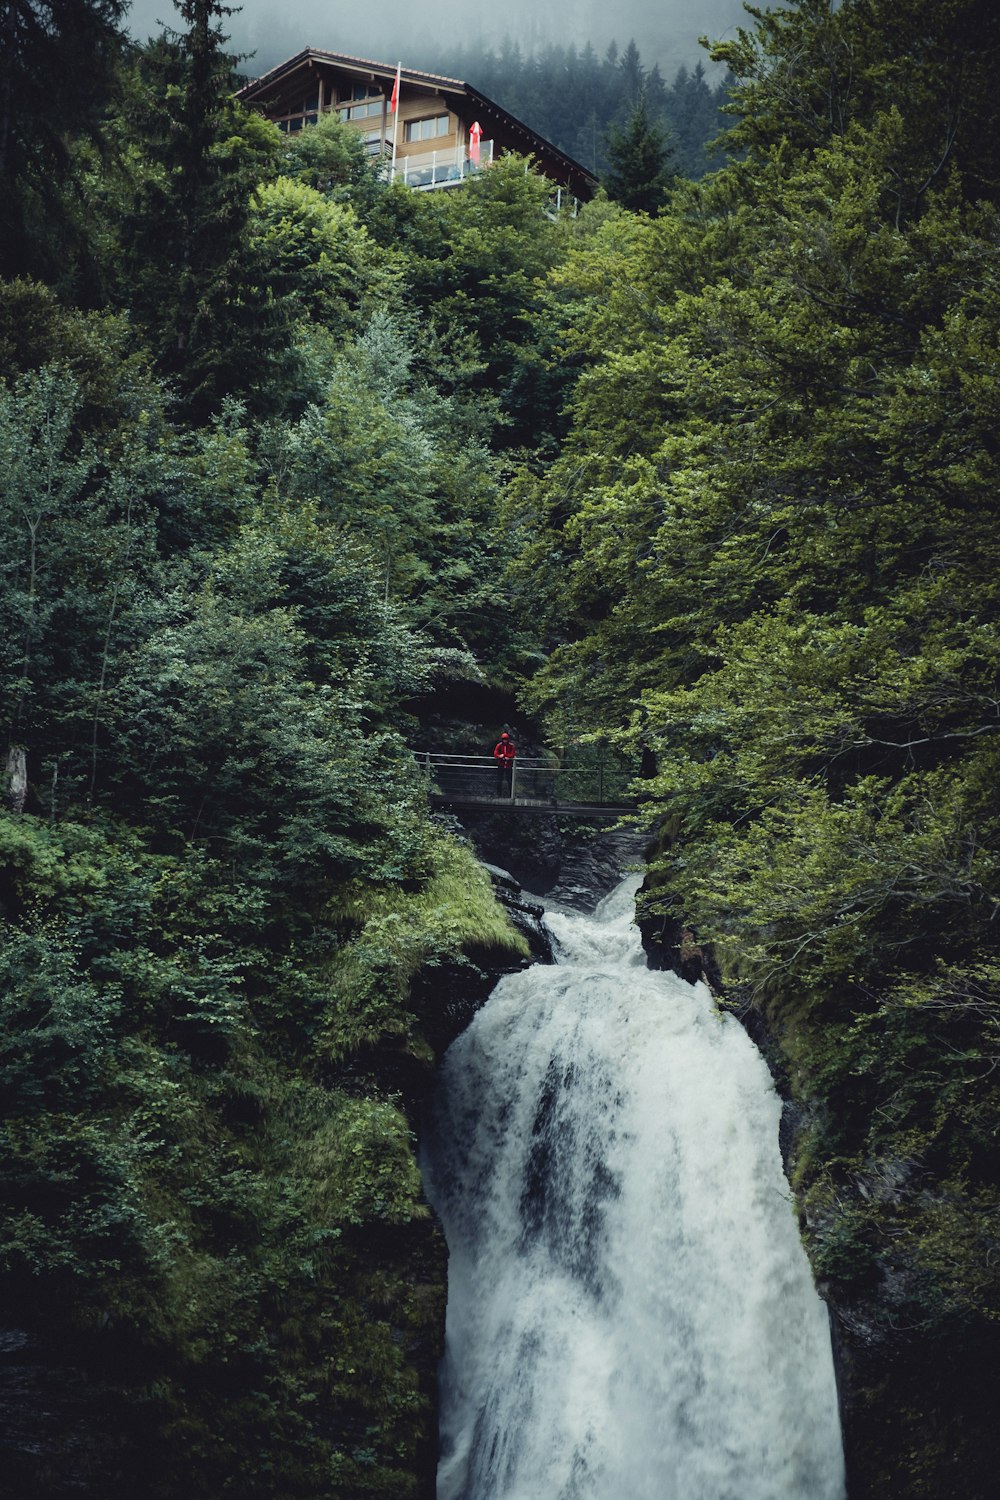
{"left": 125, "top": 0, "right": 750, "bottom": 75}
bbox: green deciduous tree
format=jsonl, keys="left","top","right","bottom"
{"left": 252, "top": 176, "right": 394, "bottom": 326}
{"left": 278, "top": 107, "right": 372, "bottom": 193}
{"left": 713, "top": 0, "right": 1000, "bottom": 210}
{"left": 503, "top": 8, "right": 1000, "bottom": 1485}
{"left": 376, "top": 155, "right": 566, "bottom": 447}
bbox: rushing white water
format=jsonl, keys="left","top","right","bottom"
{"left": 423, "top": 878, "right": 846, "bottom": 1500}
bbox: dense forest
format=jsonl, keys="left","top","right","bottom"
{"left": 2, "top": 0, "right": 1000, "bottom": 1497}
{"left": 423, "top": 38, "right": 732, "bottom": 179}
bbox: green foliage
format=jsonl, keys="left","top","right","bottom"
{"left": 0, "top": 795, "right": 501, "bottom": 1492}
{"left": 603, "top": 89, "right": 676, "bottom": 214}
{"left": 260, "top": 310, "right": 536, "bottom": 675}
{"left": 712, "top": 0, "right": 1000, "bottom": 208}
{"left": 1, "top": 114, "right": 556, "bottom": 1486}
{"left": 278, "top": 109, "right": 373, "bottom": 193}
{"left": 0, "top": 361, "right": 171, "bottom": 799}
{"left": 0, "top": 0, "right": 128, "bottom": 281}
{"left": 0, "top": 279, "right": 160, "bottom": 430}
{"left": 499, "top": 3, "right": 1000, "bottom": 1489}
{"left": 319, "top": 832, "right": 527, "bottom": 1064}
{"left": 27, "top": 4, "right": 998, "bottom": 1489}
{"left": 248, "top": 176, "right": 397, "bottom": 334}
{"left": 378, "top": 155, "right": 568, "bottom": 448}
{"left": 120, "top": 6, "right": 289, "bottom": 417}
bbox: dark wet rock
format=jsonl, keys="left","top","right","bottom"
{"left": 545, "top": 829, "right": 645, "bottom": 912}
{"left": 636, "top": 879, "right": 723, "bottom": 991}
{"left": 0, "top": 1324, "right": 142, "bottom": 1498}
{"left": 457, "top": 810, "right": 643, "bottom": 914}
{"left": 480, "top": 863, "right": 553, "bottom": 962}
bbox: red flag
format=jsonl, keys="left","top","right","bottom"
{"left": 390, "top": 63, "right": 401, "bottom": 113}
{"left": 469, "top": 119, "right": 482, "bottom": 166}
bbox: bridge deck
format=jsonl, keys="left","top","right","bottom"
{"left": 417, "top": 749, "right": 639, "bottom": 821}
{"left": 430, "top": 792, "right": 637, "bottom": 820}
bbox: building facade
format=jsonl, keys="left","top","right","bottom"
{"left": 236, "top": 48, "right": 598, "bottom": 203}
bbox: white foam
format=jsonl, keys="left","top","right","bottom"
{"left": 423, "top": 879, "right": 845, "bottom": 1500}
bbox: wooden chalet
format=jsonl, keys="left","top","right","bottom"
{"left": 235, "top": 48, "right": 598, "bottom": 204}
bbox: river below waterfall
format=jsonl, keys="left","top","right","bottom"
{"left": 422, "top": 878, "right": 846, "bottom": 1500}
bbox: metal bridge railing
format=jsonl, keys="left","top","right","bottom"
{"left": 412, "top": 751, "right": 629, "bottom": 807}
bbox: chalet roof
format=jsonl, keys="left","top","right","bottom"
{"left": 236, "top": 47, "right": 599, "bottom": 200}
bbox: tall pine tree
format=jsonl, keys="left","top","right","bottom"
{"left": 0, "top": 0, "right": 127, "bottom": 279}
{"left": 125, "top": 1, "right": 285, "bottom": 418}
{"left": 603, "top": 88, "right": 675, "bottom": 213}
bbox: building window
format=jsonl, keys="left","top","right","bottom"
{"left": 339, "top": 100, "right": 383, "bottom": 121}
{"left": 404, "top": 114, "right": 450, "bottom": 143}
{"left": 361, "top": 128, "right": 387, "bottom": 156}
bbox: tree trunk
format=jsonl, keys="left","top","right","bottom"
{"left": 6, "top": 744, "right": 27, "bottom": 813}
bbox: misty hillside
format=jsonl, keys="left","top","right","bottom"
{"left": 125, "top": 0, "right": 750, "bottom": 84}
{"left": 421, "top": 39, "right": 731, "bottom": 179}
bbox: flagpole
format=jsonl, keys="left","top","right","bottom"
{"left": 390, "top": 62, "right": 401, "bottom": 182}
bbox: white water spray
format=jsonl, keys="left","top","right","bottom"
{"left": 423, "top": 879, "right": 846, "bottom": 1500}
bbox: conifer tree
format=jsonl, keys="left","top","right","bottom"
{"left": 125, "top": 1, "right": 285, "bottom": 418}
{"left": 0, "top": 0, "right": 127, "bottom": 278}
{"left": 618, "top": 38, "right": 644, "bottom": 101}
{"left": 603, "top": 88, "right": 675, "bottom": 213}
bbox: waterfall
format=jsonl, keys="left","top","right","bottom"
{"left": 422, "top": 878, "right": 846, "bottom": 1500}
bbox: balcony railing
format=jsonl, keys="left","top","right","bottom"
{"left": 389, "top": 139, "right": 495, "bottom": 190}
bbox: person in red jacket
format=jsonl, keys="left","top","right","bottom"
{"left": 493, "top": 731, "right": 516, "bottom": 797}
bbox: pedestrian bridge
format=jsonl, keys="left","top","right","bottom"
{"left": 414, "top": 751, "right": 638, "bottom": 821}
